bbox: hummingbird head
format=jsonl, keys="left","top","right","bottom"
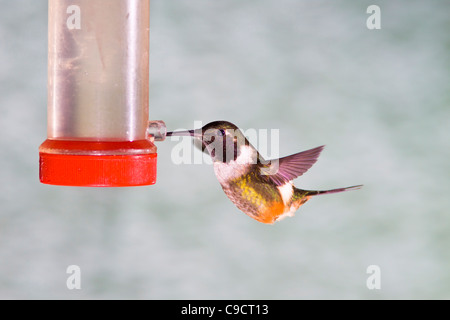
{"left": 167, "top": 121, "right": 254, "bottom": 163}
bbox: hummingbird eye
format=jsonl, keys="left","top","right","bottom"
{"left": 218, "top": 129, "right": 226, "bottom": 136}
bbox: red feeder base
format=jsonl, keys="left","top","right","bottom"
{"left": 39, "top": 140, "right": 157, "bottom": 187}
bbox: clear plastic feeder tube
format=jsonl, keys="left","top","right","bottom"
{"left": 49, "top": 0, "right": 149, "bottom": 141}
{"left": 40, "top": 0, "right": 161, "bottom": 187}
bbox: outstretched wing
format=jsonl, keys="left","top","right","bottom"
{"left": 259, "top": 145, "right": 325, "bottom": 186}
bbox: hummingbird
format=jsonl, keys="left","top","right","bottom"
{"left": 167, "top": 121, "right": 362, "bottom": 224}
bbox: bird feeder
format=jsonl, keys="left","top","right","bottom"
{"left": 39, "top": 0, "right": 165, "bottom": 187}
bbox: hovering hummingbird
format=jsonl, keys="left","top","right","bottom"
{"left": 167, "top": 121, "right": 362, "bottom": 224}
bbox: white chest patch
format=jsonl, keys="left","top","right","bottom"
{"left": 235, "top": 145, "right": 257, "bottom": 165}
{"left": 213, "top": 145, "right": 256, "bottom": 183}
{"left": 277, "top": 182, "right": 294, "bottom": 206}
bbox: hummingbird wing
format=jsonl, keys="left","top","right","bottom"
{"left": 259, "top": 145, "right": 325, "bottom": 186}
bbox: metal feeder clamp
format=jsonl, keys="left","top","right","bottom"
{"left": 39, "top": 0, "right": 166, "bottom": 187}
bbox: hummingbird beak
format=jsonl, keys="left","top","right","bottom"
{"left": 166, "top": 129, "right": 202, "bottom": 138}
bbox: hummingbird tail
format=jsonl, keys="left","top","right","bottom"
{"left": 288, "top": 185, "right": 362, "bottom": 215}
{"left": 299, "top": 185, "right": 363, "bottom": 197}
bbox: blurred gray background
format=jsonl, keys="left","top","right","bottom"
{"left": 0, "top": 0, "right": 449, "bottom": 299}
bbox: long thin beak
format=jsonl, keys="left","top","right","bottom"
{"left": 166, "top": 129, "right": 202, "bottom": 138}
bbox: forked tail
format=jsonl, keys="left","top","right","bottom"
{"left": 299, "top": 185, "right": 363, "bottom": 197}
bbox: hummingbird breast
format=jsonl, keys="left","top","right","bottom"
{"left": 215, "top": 168, "right": 289, "bottom": 224}
{"left": 212, "top": 144, "right": 311, "bottom": 224}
